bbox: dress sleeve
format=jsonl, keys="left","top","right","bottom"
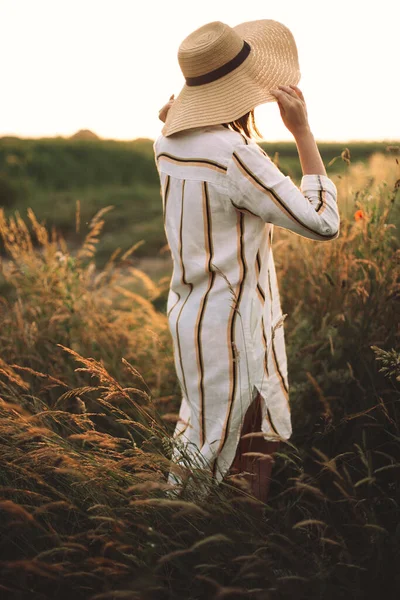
{"left": 226, "top": 142, "right": 340, "bottom": 242}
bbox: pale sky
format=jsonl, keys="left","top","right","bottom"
{"left": 1, "top": 0, "right": 399, "bottom": 142}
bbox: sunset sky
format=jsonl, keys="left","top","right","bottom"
{"left": 1, "top": 0, "right": 399, "bottom": 142}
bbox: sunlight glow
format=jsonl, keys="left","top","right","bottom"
{"left": 1, "top": 0, "right": 399, "bottom": 142}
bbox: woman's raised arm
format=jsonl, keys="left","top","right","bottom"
{"left": 227, "top": 141, "right": 339, "bottom": 242}
{"left": 227, "top": 84, "right": 340, "bottom": 242}
{"left": 271, "top": 84, "right": 327, "bottom": 176}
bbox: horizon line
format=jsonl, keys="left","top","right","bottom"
{"left": 1, "top": 133, "right": 399, "bottom": 145}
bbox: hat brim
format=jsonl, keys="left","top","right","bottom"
{"left": 162, "top": 19, "right": 301, "bottom": 137}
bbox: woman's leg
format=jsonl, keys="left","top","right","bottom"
{"left": 228, "top": 391, "right": 281, "bottom": 503}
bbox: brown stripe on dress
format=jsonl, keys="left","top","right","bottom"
{"left": 268, "top": 226, "right": 273, "bottom": 252}
{"left": 175, "top": 179, "right": 193, "bottom": 401}
{"left": 157, "top": 152, "right": 227, "bottom": 174}
{"left": 260, "top": 314, "right": 269, "bottom": 380}
{"left": 256, "top": 250, "right": 262, "bottom": 273}
{"left": 232, "top": 152, "right": 337, "bottom": 240}
{"left": 167, "top": 292, "right": 180, "bottom": 318}
{"left": 256, "top": 284, "right": 265, "bottom": 303}
{"left": 267, "top": 267, "right": 289, "bottom": 402}
{"left": 194, "top": 181, "right": 215, "bottom": 448}
{"left": 266, "top": 407, "right": 280, "bottom": 436}
{"left": 230, "top": 198, "right": 259, "bottom": 218}
{"left": 255, "top": 251, "right": 268, "bottom": 378}
{"left": 212, "top": 210, "right": 247, "bottom": 478}
{"left": 177, "top": 413, "right": 191, "bottom": 437}
{"left": 316, "top": 175, "right": 324, "bottom": 213}
{"left": 255, "top": 251, "right": 266, "bottom": 303}
{"left": 165, "top": 177, "right": 179, "bottom": 319}
{"left": 318, "top": 190, "right": 328, "bottom": 215}
{"left": 256, "top": 231, "right": 281, "bottom": 433}
{"left": 162, "top": 174, "right": 170, "bottom": 227}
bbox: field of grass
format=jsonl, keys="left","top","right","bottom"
{"left": 0, "top": 144, "right": 399, "bottom": 599}
{"left": 0, "top": 136, "right": 399, "bottom": 265}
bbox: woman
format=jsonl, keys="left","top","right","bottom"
{"left": 154, "top": 20, "right": 339, "bottom": 503}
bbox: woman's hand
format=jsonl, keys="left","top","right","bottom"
{"left": 159, "top": 94, "right": 175, "bottom": 123}
{"left": 270, "top": 84, "right": 310, "bottom": 138}
{"left": 272, "top": 84, "right": 326, "bottom": 175}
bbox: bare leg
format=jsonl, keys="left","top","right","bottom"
{"left": 228, "top": 391, "right": 281, "bottom": 503}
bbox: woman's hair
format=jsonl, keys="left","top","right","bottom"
{"left": 223, "top": 109, "right": 263, "bottom": 140}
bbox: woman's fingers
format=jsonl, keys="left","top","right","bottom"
{"left": 271, "top": 88, "right": 293, "bottom": 112}
{"left": 270, "top": 88, "right": 289, "bottom": 102}
{"left": 271, "top": 87, "right": 296, "bottom": 106}
{"left": 278, "top": 84, "right": 299, "bottom": 99}
{"left": 289, "top": 84, "right": 305, "bottom": 101}
{"left": 273, "top": 84, "right": 305, "bottom": 106}
{"left": 270, "top": 84, "right": 309, "bottom": 136}
{"left": 270, "top": 90, "right": 288, "bottom": 117}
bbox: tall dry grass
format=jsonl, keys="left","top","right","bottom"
{"left": 0, "top": 151, "right": 399, "bottom": 599}
{"left": 274, "top": 151, "right": 399, "bottom": 440}
{"left": 0, "top": 204, "right": 180, "bottom": 432}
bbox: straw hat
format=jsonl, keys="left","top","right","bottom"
{"left": 162, "top": 19, "right": 301, "bottom": 137}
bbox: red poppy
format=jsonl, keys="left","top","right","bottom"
{"left": 354, "top": 209, "right": 364, "bottom": 221}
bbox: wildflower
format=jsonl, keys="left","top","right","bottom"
{"left": 354, "top": 209, "right": 364, "bottom": 221}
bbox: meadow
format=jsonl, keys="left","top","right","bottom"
{"left": 0, "top": 138, "right": 399, "bottom": 599}
{"left": 0, "top": 136, "right": 398, "bottom": 266}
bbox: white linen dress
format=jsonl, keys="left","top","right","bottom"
{"left": 153, "top": 124, "right": 339, "bottom": 493}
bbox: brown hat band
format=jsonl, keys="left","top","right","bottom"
{"left": 185, "top": 41, "right": 251, "bottom": 87}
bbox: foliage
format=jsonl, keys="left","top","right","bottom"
{"left": 0, "top": 137, "right": 398, "bottom": 263}
{"left": 0, "top": 152, "right": 399, "bottom": 599}
{"left": 0, "top": 203, "right": 176, "bottom": 415}
{"left": 371, "top": 346, "right": 400, "bottom": 381}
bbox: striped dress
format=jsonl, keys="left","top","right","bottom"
{"left": 153, "top": 124, "right": 339, "bottom": 492}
